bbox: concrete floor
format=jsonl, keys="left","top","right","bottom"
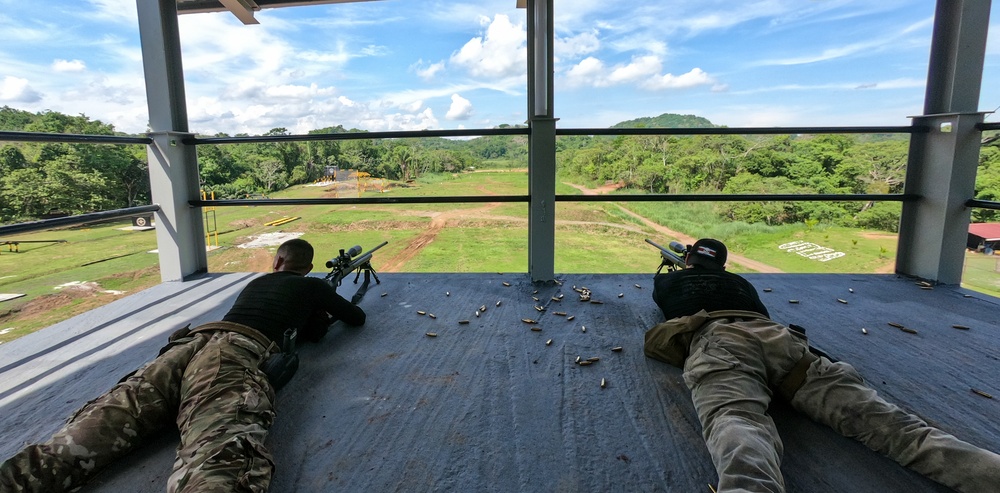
{"left": 1, "top": 272, "right": 997, "bottom": 492}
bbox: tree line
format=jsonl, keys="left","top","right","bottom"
{"left": 2, "top": 106, "right": 998, "bottom": 231}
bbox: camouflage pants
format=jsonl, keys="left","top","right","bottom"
{"left": 684, "top": 318, "right": 1000, "bottom": 493}
{"left": 0, "top": 329, "right": 276, "bottom": 493}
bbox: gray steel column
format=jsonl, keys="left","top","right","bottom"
{"left": 896, "top": 0, "right": 991, "bottom": 283}
{"left": 527, "top": 0, "right": 556, "bottom": 282}
{"left": 137, "top": 0, "right": 206, "bottom": 280}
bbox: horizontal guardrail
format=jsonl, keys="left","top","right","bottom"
{"left": 0, "top": 131, "right": 152, "bottom": 145}
{"left": 558, "top": 125, "right": 924, "bottom": 136}
{"left": 0, "top": 205, "right": 160, "bottom": 237}
{"left": 966, "top": 199, "right": 1000, "bottom": 211}
{"left": 190, "top": 193, "right": 916, "bottom": 208}
{"left": 187, "top": 127, "right": 529, "bottom": 145}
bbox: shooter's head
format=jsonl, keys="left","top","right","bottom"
{"left": 686, "top": 238, "right": 727, "bottom": 271}
{"left": 274, "top": 238, "right": 314, "bottom": 274}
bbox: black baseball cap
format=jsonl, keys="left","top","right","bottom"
{"left": 687, "top": 238, "right": 727, "bottom": 270}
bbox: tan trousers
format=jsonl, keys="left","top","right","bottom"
{"left": 683, "top": 318, "right": 1000, "bottom": 493}
{"left": 0, "top": 330, "right": 276, "bottom": 493}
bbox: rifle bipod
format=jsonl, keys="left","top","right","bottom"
{"left": 350, "top": 263, "right": 381, "bottom": 304}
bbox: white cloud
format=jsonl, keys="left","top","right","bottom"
{"left": 0, "top": 76, "right": 42, "bottom": 103}
{"left": 413, "top": 59, "right": 446, "bottom": 81}
{"left": 450, "top": 14, "right": 526, "bottom": 79}
{"left": 565, "top": 56, "right": 605, "bottom": 87}
{"left": 399, "top": 100, "right": 423, "bottom": 112}
{"left": 361, "top": 107, "right": 439, "bottom": 132}
{"left": 52, "top": 59, "right": 86, "bottom": 72}
{"left": 446, "top": 93, "right": 473, "bottom": 120}
{"left": 642, "top": 67, "right": 716, "bottom": 90}
{"left": 555, "top": 30, "right": 601, "bottom": 59}
{"left": 564, "top": 55, "right": 717, "bottom": 92}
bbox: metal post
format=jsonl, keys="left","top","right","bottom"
{"left": 137, "top": 0, "right": 206, "bottom": 280}
{"left": 527, "top": 0, "right": 556, "bottom": 282}
{"left": 896, "top": 0, "right": 991, "bottom": 284}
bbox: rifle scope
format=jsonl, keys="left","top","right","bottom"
{"left": 326, "top": 245, "right": 362, "bottom": 268}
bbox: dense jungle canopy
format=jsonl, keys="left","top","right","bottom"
{"left": 2, "top": 106, "right": 999, "bottom": 231}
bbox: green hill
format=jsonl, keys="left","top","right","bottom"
{"left": 611, "top": 113, "right": 717, "bottom": 129}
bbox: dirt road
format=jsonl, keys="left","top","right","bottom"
{"left": 564, "top": 182, "right": 784, "bottom": 273}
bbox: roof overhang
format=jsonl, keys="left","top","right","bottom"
{"left": 176, "top": 0, "right": 384, "bottom": 24}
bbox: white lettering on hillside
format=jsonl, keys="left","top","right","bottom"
{"left": 778, "top": 240, "right": 846, "bottom": 262}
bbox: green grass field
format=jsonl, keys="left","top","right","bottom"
{"left": 2, "top": 170, "right": 997, "bottom": 342}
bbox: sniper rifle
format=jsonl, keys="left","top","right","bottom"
{"left": 645, "top": 238, "right": 689, "bottom": 274}
{"left": 324, "top": 241, "right": 388, "bottom": 304}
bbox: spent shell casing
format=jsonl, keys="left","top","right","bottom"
{"left": 578, "top": 360, "right": 593, "bottom": 366}
{"left": 590, "top": 300, "right": 604, "bottom": 305}
{"left": 952, "top": 324, "right": 971, "bottom": 330}
{"left": 920, "top": 286, "right": 933, "bottom": 290}
{"left": 618, "top": 293, "right": 624, "bottom": 298}
{"left": 848, "top": 288, "right": 854, "bottom": 293}
{"left": 566, "top": 315, "right": 575, "bottom": 321}
{"left": 837, "top": 298, "right": 848, "bottom": 304}
{"left": 496, "top": 301, "right": 502, "bottom": 307}
{"left": 861, "top": 328, "right": 868, "bottom": 335}
{"left": 446, "top": 291, "right": 450, "bottom": 296}
{"left": 502, "top": 282, "right": 511, "bottom": 287}
{"left": 634, "top": 284, "right": 641, "bottom": 289}
{"left": 788, "top": 300, "right": 800, "bottom": 304}
{"left": 553, "top": 311, "right": 567, "bottom": 316}
{"left": 557, "top": 294, "right": 564, "bottom": 299}
{"left": 551, "top": 296, "right": 561, "bottom": 302}
{"left": 611, "top": 346, "right": 623, "bottom": 352}
{"left": 532, "top": 296, "right": 539, "bottom": 302}
{"left": 535, "top": 306, "right": 545, "bottom": 312}
{"left": 586, "top": 357, "right": 600, "bottom": 362}
{"left": 763, "top": 288, "right": 772, "bottom": 292}
{"left": 530, "top": 327, "right": 542, "bottom": 332}
{"left": 971, "top": 388, "right": 994, "bottom": 399}
{"left": 581, "top": 325, "right": 586, "bottom": 333}
{"left": 533, "top": 290, "right": 538, "bottom": 294}
{"left": 425, "top": 332, "right": 438, "bottom": 337}
{"left": 546, "top": 339, "right": 553, "bottom": 346}
{"left": 428, "top": 313, "right": 436, "bottom": 319}
{"left": 917, "top": 281, "right": 932, "bottom": 287}
{"left": 475, "top": 310, "right": 480, "bottom": 317}
{"left": 459, "top": 320, "right": 470, "bottom": 325}
{"left": 522, "top": 318, "right": 537, "bottom": 324}
{"left": 601, "top": 378, "right": 606, "bottom": 389}
{"left": 575, "top": 356, "right": 581, "bottom": 363}
{"left": 900, "top": 327, "right": 918, "bottom": 334}
{"left": 480, "top": 305, "right": 487, "bottom": 312}
{"left": 381, "top": 292, "right": 388, "bottom": 297}
{"left": 887, "top": 322, "right": 905, "bottom": 328}
{"left": 417, "top": 311, "right": 426, "bottom": 315}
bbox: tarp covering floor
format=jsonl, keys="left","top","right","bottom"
{"left": 1, "top": 272, "right": 998, "bottom": 492}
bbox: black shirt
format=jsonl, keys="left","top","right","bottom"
{"left": 652, "top": 266, "right": 770, "bottom": 320}
{"left": 223, "top": 271, "right": 365, "bottom": 343}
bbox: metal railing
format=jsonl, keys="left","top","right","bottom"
{"left": 187, "top": 124, "right": 924, "bottom": 208}
{"left": 11, "top": 123, "right": 999, "bottom": 237}
{"left": 0, "top": 205, "right": 160, "bottom": 237}
{"left": 0, "top": 131, "right": 151, "bottom": 145}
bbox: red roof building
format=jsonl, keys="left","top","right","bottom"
{"left": 968, "top": 223, "right": 1000, "bottom": 251}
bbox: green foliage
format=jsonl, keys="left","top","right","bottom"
{"left": 8, "top": 107, "right": 1000, "bottom": 236}
{"left": 612, "top": 113, "right": 716, "bottom": 129}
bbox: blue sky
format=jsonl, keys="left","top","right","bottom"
{"left": 1, "top": 0, "right": 998, "bottom": 135}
